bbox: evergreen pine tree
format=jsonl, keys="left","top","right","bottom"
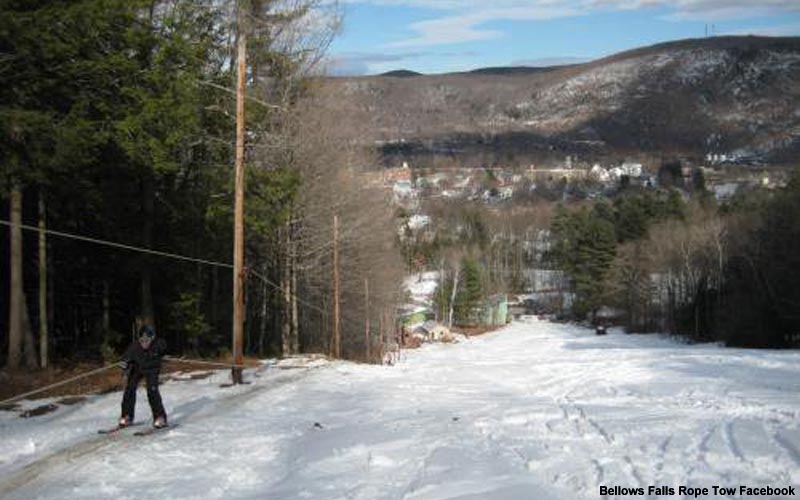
{"left": 454, "top": 258, "right": 483, "bottom": 325}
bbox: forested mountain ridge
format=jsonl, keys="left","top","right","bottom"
{"left": 331, "top": 36, "right": 800, "bottom": 166}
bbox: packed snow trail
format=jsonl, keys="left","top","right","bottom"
{"left": 1, "top": 318, "right": 799, "bottom": 499}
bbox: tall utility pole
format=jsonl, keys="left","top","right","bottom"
{"left": 232, "top": 6, "right": 247, "bottom": 385}
{"left": 7, "top": 186, "right": 23, "bottom": 370}
{"left": 333, "top": 214, "right": 340, "bottom": 358}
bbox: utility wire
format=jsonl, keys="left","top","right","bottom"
{"left": 0, "top": 219, "right": 233, "bottom": 270}
{"left": 248, "top": 267, "right": 372, "bottom": 334}
{"left": 0, "top": 219, "right": 384, "bottom": 336}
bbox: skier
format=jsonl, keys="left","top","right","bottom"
{"left": 118, "top": 325, "right": 168, "bottom": 429}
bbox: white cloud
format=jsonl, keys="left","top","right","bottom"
{"left": 327, "top": 49, "right": 479, "bottom": 75}
{"left": 388, "top": 13, "right": 503, "bottom": 47}
{"left": 387, "top": 5, "right": 580, "bottom": 48}
{"left": 725, "top": 22, "right": 800, "bottom": 36}
{"left": 344, "top": 0, "right": 800, "bottom": 18}
{"left": 558, "top": 0, "right": 800, "bottom": 19}
{"left": 340, "top": 0, "right": 800, "bottom": 48}
{"left": 657, "top": 1, "right": 800, "bottom": 21}
{"left": 327, "top": 51, "right": 427, "bottom": 75}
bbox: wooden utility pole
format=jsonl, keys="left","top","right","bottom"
{"left": 38, "top": 195, "right": 48, "bottom": 368}
{"left": 364, "top": 277, "right": 370, "bottom": 362}
{"left": 333, "top": 214, "right": 340, "bottom": 358}
{"left": 7, "top": 186, "right": 23, "bottom": 370}
{"left": 231, "top": 7, "right": 247, "bottom": 385}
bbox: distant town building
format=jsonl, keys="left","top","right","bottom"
{"left": 393, "top": 180, "right": 416, "bottom": 201}
{"left": 712, "top": 182, "right": 740, "bottom": 201}
{"left": 621, "top": 162, "right": 643, "bottom": 177}
{"left": 590, "top": 164, "right": 611, "bottom": 182}
{"left": 407, "top": 214, "right": 431, "bottom": 230}
{"left": 498, "top": 186, "right": 514, "bottom": 200}
{"left": 384, "top": 162, "right": 412, "bottom": 183}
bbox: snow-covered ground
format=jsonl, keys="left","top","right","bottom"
{"left": 404, "top": 272, "right": 439, "bottom": 305}
{"left": 1, "top": 319, "right": 799, "bottom": 499}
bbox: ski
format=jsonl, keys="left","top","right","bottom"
{"left": 134, "top": 423, "right": 178, "bottom": 437}
{"left": 97, "top": 422, "right": 142, "bottom": 434}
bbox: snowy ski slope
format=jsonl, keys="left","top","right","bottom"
{"left": 1, "top": 318, "right": 798, "bottom": 499}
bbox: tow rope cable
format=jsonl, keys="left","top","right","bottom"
{"left": 0, "top": 357, "right": 251, "bottom": 406}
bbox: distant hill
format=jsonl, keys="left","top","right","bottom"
{"left": 379, "top": 69, "right": 422, "bottom": 77}
{"left": 466, "top": 66, "right": 571, "bottom": 76}
{"left": 329, "top": 36, "right": 800, "bottom": 166}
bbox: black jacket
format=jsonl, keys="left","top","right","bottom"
{"left": 122, "top": 338, "right": 167, "bottom": 373}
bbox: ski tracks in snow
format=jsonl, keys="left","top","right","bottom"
{"left": 1, "top": 319, "right": 799, "bottom": 499}
{"left": 0, "top": 366, "right": 319, "bottom": 499}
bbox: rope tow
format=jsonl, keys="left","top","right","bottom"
{"left": 163, "top": 356, "right": 252, "bottom": 370}
{"left": 0, "top": 357, "right": 253, "bottom": 407}
{"left": 0, "top": 364, "right": 120, "bottom": 406}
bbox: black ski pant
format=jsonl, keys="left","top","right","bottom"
{"left": 121, "top": 370, "right": 166, "bottom": 422}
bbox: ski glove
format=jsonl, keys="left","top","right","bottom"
{"left": 119, "top": 360, "right": 130, "bottom": 371}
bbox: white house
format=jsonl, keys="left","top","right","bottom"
{"left": 621, "top": 162, "right": 643, "bottom": 177}
{"left": 393, "top": 180, "right": 416, "bottom": 200}
{"left": 590, "top": 164, "right": 611, "bottom": 183}
{"left": 498, "top": 186, "right": 514, "bottom": 200}
{"left": 608, "top": 167, "right": 624, "bottom": 180}
{"left": 407, "top": 214, "right": 431, "bottom": 231}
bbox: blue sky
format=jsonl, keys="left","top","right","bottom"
{"left": 326, "top": 0, "right": 800, "bottom": 75}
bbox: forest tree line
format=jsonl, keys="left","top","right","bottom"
{"left": 548, "top": 171, "right": 800, "bottom": 348}
{"left": 1, "top": 0, "right": 405, "bottom": 371}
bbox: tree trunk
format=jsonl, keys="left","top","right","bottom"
{"left": 290, "top": 242, "right": 299, "bottom": 354}
{"left": 141, "top": 173, "right": 155, "bottom": 325}
{"left": 258, "top": 262, "right": 269, "bottom": 356}
{"left": 436, "top": 259, "right": 444, "bottom": 322}
{"left": 364, "top": 278, "right": 370, "bottom": 362}
{"left": 210, "top": 266, "right": 219, "bottom": 330}
{"left": 281, "top": 232, "right": 291, "bottom": 356}
{"left": 38, "top": 193, "right": 48, "bottom": 368}
{"left": 323, "top": 295, "right": 332, "bottom": 357}
{"left": 332, "top": 214, "right": 340, "bottom": 358}
{"left": 379, "top": 308, "right": 385, "bottom": 362}
{"left": 102, "top": 280, "right": 110, "bottom": 335}
{"left": 7, "top": 185, "right": 23, "bottom": 370}
{"left": 448, "top": 267, "right": 460, "bottom": 328}
{"left": 47, "top": 234, "right": 55, "bottom": 354}
{"left": 21, "top": 293, "right": 38, "bottom": 368}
